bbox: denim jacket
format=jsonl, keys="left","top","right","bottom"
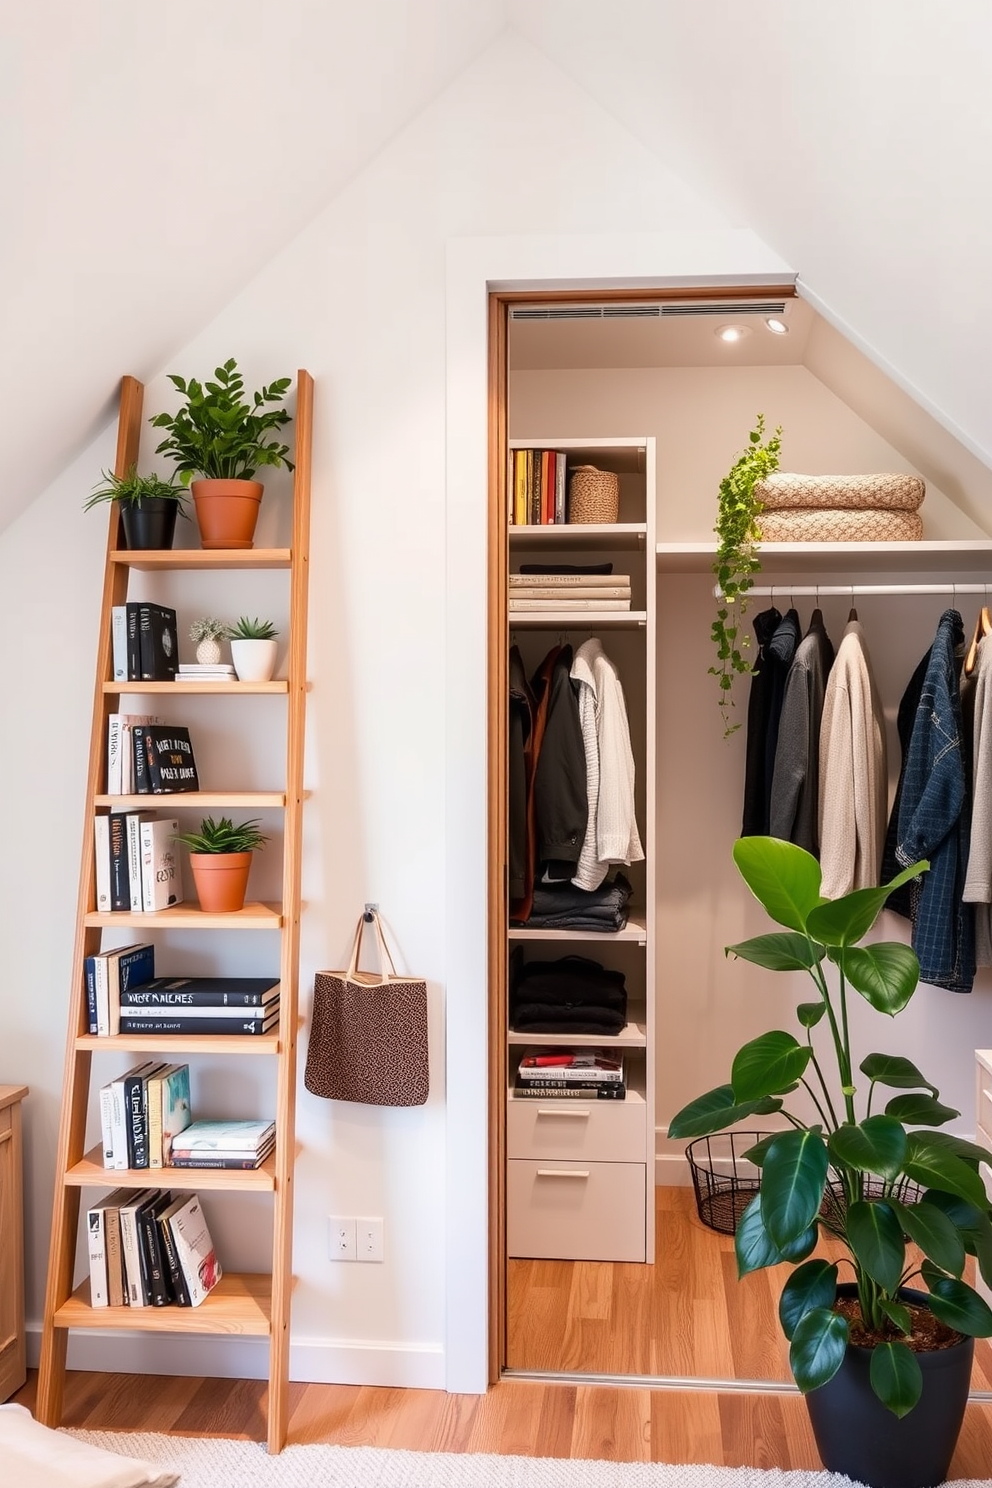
{"left": 895, "top": 610, "right": 975, "bottom": 993}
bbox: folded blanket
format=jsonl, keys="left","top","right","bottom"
{"left": 754, "top": 472, "right": 925, "bottom": 512}
{"left": 757, "top": 508, "right": 923, "bottom": 543}
{"left": 510, "top": 1003, "right": 628, "bottom": 1034}
{"left": 0, "top": 1405, "right": 178, "bottom": 1488}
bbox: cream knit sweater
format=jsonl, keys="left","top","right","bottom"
{"left": 817, "top": 619, "right": 888, "bottom": 898}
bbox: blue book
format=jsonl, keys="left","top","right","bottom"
{"left": 84, "top": 955, "right": 98, "bottom": 1035}
{"left": 107, "top": 943, "right": 156, "bottom": 1037}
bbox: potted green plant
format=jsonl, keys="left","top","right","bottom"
{"left": 225, "top": 616, "right": 279, "bottom": 683}
{"left": 173, "top": 815, "right": 269, "bottom": 913}
{"left": 150, "top": 357, "right": 294, "bottom": 551}
{"left": 711, "top": 414, "right": 782, "bottom": 737}
{"left": 83, "top": 466, "right": 190, "bottom": 551}
{"left": 188, "top": 617, "right": 228, "bottom": 667}
{"left": 669, "top": 836, "right": 992, "bottom": 1488}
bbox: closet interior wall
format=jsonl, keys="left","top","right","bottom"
{"left": 507, "top": 318, "right": 992, "bottom": 1383}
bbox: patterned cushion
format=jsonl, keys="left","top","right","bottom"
{"left": 754, "top": 472, "right": 925, "bottom": 512}
{"left": 757, "top": 508, "right": 924, "bottom": 542}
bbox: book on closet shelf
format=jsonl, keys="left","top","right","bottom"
{"left": 507, "top": 597, "right": 632, "bottom": 612}
{"left": 510, "top": 571, "right": 626, "bottom": 586}
{"left": 554, "top": 452, "right": 566, "bottom": 523}
{"left": 513, "top": 449, "right": 527, "bottom": 527}
{"left": 120, "top": 975, "right": 280, "bottom": 1008}
{"left": 512, "top": 1079, "right": 626, "bottom": 1100}
{"left": 541, "top": 451, "right": 553, "bottom": 524}
{"left": 509, "top": 584, "right": 632, "bottom": 600}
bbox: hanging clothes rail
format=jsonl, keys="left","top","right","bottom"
{"left": 714, "top": 582, "right": 992, "bottom": 599}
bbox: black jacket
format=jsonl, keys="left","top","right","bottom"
{"left": 532, "top": 645, "right": 588, "bottom": 871}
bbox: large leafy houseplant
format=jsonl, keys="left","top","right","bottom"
{"left": 711, "top": 415, "right": 782, "bottom": 737}
{"left": 150, "top": 358, "right": 294, "bottom": 484}
{"left": 669, "top": 836, "right": 992, "bottom": 1421}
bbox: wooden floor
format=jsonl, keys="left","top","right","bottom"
{"left": 13, "top": 1185, "right": 992, "bottom": 1476}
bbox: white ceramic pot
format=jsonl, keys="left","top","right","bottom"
{"left": 230, "top": 638, "right": 278, "bottom": 682}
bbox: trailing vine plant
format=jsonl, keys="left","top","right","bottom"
{"left": 711, "top": 414, "right": 783, "bottom": 737}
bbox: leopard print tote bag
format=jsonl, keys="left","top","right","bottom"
{"left": 305, "top": 910, "right": 429, "bottom": 1106}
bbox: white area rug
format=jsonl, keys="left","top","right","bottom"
{"left": 65, "top": 1433, "right": 992, "bottom": 1488}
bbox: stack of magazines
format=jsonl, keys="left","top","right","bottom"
{"left": 513, "top": 1050, "right": 625, "bottom": 1100}
{"left": 167, "top": 1117, "right": 276, "bottom": 1170}
{"left": 508, "top": 572, "right": 631, "bottom": 612}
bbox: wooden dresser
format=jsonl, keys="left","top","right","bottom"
{"left": 0, "top": 1084, "right": 27, "bottom": 1401}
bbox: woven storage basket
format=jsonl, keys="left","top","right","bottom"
{"left": 568, "top": 465, "right": 620, "bottom": 524}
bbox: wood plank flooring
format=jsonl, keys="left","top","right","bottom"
{"left": 12, "top": 1186, "right": 992, "bottom": 1475}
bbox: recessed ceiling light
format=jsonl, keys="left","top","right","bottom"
{"left": 765, "top": 316, "right": 789, "bottom": 336}
{"left": 716, "top": 324, "right": 751, "bottom": 343}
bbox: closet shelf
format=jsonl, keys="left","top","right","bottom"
{"left": 67, "top": 1146, "right": 277, "bottom": 1192}
{"left": 84, "top": 902, "right": 283, "bottom": 930}
{"left": 111, "top": 548, "right": 292, "bottom": 572}
{"left": 54, "top": 1273, "right": 273, "bottom": 1336}
{"left": 508, "top": 1022, "right": 647, "bottom": 1049}
{"left": 93, "top": 792, "right": 291, "bottom": 810}
{"left": 656, "top": 539, "right": 992, "bottom": 575}
{"left": 511, "top": 522, "right": 646, "bottom": 551}
{"left": 509, "top": 611, "right": 647, "bottom": 628}
{"left": 509, "top": 916, "right": 648, "bottom": 944}
{"left": 104, "top": 680, "right": 291, "bottom": 696}
{"left": 76, "top": 1033, "right": 280, "bottom": 1055}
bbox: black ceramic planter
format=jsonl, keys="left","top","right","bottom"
{"left": 119, "top": 497, "right": 181, "bottom": 551}
{"left": 805, "top": 1285, "right": 974, "bottom": 1488}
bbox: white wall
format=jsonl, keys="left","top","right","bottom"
{"left": 2, "top": 32, "right": 757, "bottom": 1390}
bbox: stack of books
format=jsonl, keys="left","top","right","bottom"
{"left": 87, "top": 1187, "right": 222, "bottom": 1309}
{"left": 514, "top": 1050, "right": 626, "bottom": 1100}
{"left": 167, "top": 1118, "right": 276, "bottom": 1170}
{"left": 85, "top": 942, "right": 155, "bottom": 1036}
{"left": 111, "top": 603, "right": 180, "bottom": 682}
{"left": 99, "top": 1060, "right": 191, "bottom": 1169}
{"left": 94, "top": 812, "right": 183, "bottom": 916}
{"left": 176, "top": 662, "right": 237, "bottom": 682}
{"left": 106, "top": 719, "right": 200, "bottom": 796}
{"left": 508, "top": 573, "right": 632, "bottom": 612}
{"left": 116, "top": 974, "right": 280, "bottom": 1037}
{"left": 510, "top": 448, "right": 568, "bottom": 525}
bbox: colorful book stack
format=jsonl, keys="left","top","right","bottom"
{"left": 116, "top": 975, "right": 280, "bottom": 1037}
{"left": 167, "top": 1117, "right": 276, "bottom": 1170}
{"left": 508, "top": 572, "right": 632, "bottom": 612}
{"left": 87, "top": 1187, "right": 222, "bottom": 1309}
{"left": 98, "top": 1060, "right": 191, "bottom": 1169}
{"left": 514, "top": 1050, "right": 626, "bottom": 1100}
{"left": 509, "top": 448, "right": 568, "bottom": 526}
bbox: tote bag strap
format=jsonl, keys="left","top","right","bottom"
{"left": 345, "top": 910, "right": 399, "bottom": 984}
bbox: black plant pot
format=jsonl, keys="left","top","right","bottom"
{"left": 805, "top": 1285, "right": 974, "bottom": 1488}
{"left": 119, "top": 498, "right": 181, "bottom": 551}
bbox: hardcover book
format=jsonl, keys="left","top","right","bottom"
{"left": 86, "top": 1202, "right": 109, "bottom": 1307}
{"left": 118, "top": 1011, "right": 280, "bottom": 1036}
{"left": 94, "top": 941, "right": 147, "bottom": 1037}
{"left": 108, "top": 810, "right": 132, "bottom": 911}
{"left": 104, "top": 1198, "right": 126, "bottom": 1308}
{"left": 167, "top": 1143, "right": 274, "bottom": 1170}
{"left": 119, "top": 1187, "right": 157, "bottom": 1305}
{"left": 155, "top": 1063, "right": 192, "bottom": 1167}
{"left": 106, "top": 942, "right": 155, "bottom": 1037}
{"left": 109, "top": 1060, "right": 161, "bottom": 1168}
{"left": 138, "top": 603, "right": 179, "bottom": 681}
{"left": 139, "top": 727, "right": 199, "bottom": 794}
{"left": 120, "top": 975, "right": 279, "bottom": 1008}
{"left": 87, "top": 1187, "right": 133, "bottom": 1307}
{"left": 121, "top": 1001, "right": 277, "bottom": 1021}
{"left": 121, "top": 713, "right": 159, "bottom": 794}
{"left": 139, "top": 817, "right": 182, "bottom": 910}
{"left": 166, "top": 1193, "right": 222, "bottom": 1306}
{"left": 126, "top": 812, "right": 157, "bottom": 911}
{"left": 138, "top": 1190, "right": 175, "bottom": 1307}
{"left": 93, "top": 815, "right": 112, "bottom": 913}
{"left": 125, "top": 1059, "right": 170, "bottom": 1169}
{"left": 169, "top": 1118, "right": 275, "bottom": 1153}
{"left": 110, "top": 606, "right": 129, "bottom": 683}
{"left": 157, "top": 1197, "right": 191, "bottom": 1305}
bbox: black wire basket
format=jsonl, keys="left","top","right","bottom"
{"left": 686, "top": 1130, "right": 768, "bottom": 1234}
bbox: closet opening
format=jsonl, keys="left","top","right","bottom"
{"left": 485, "top": 282, "right": 992, "bottom": 1390}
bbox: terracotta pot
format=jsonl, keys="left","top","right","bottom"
{"left": 188, "top": 851, "right": 253, "bottom": 912}
{"left": 191, "top": 478, "right": 263, "bottom": 550}
{"left": 230, "top": 637, "right": 278, "bottom": 682}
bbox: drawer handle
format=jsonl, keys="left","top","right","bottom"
{"left": 536, "top": 1168, "right": 590, "bottom": 1179}
{"left": 536, "top": 1107, "right": 590, "bottom": 1118}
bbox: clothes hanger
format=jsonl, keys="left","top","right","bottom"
{"left": 848, "top": 585, "right": 858, "bottom": 623}
{"left": 964, "top": 596, "right": 991, "bottom": 676}
{"left": 809, "top": 583, "right": 823, "bottom": 630}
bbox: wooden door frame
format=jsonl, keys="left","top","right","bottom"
{"left": 485, "top": 282, "right": 798, "bottom": 1383}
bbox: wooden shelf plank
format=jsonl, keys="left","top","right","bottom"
{"left": 656, "top": 539, "right": 992, "bottom": 575}
{"left": 112, "top": 549, "right": 292, "bottom": 571}
{"left": 508, "top": 1022, "right": 647, "bottom": 1049}
{"left": 104, "top": 680, "right": 289, "bottom": 696}
{"left": 65, "top": 1147, "right": 277, "bottom": 1191}
{"left": 511, "top": 522, "right": 646, "bottom": 552}
{"left": 54, "top": 1272, "right": 273, "bottom": 1335}
{"left": 84, "top": 902, "right": 282, "bottom": 931}
{"left": 93, "top": 792, "right": 287, "bottom": 809}
{"left": 76, "top": 1033, "right": 280, "bottom": 1055}
{"left": 508, "top": 610, "right": 647, "bottom": 628}
{"left": 509, "top": 915, "right": 648, "bottom": 944}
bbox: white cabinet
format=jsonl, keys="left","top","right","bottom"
{"left": 506, "top": 437, "right": 656, "bottom": 1263}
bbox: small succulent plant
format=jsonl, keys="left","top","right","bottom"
{"left": 226, "top": 616, "right": 279, "bottom": 641}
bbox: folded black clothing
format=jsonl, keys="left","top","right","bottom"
{"left": 510, "top": 1003, "right": 627, "bottom": 1035}
{"left": 526, "top": 873, "right": 632, "bottom": 920}
{"left": 511, "top": 954, "right": 627, "bottom": 1013}
{"left": 518, "top": 562, "right": 614, "bottom": 575}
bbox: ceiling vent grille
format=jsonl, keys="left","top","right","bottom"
{"left": 511, "top": 301, "right": 788, "bottom": 322}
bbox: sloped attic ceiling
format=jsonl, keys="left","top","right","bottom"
{"left": 4, "top": 3, "right": 991, "bottom": 535}
{"left": 0, "top": 0, "right": 505, "bottom": 529}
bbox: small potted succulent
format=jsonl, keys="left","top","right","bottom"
{"left": 226, "top": 616, "right": 280, "bottom": 682}
{"left": 83, "top": 465, "right": 190, "bottom": 551}
{"left": 150, "top": 357, "right": 294, "bottom": 551}
{"left": 188, "top": 617, "right": 228, "bottom": 667}
{"left": 173, "top": 815, "right": 269, "bottom": 913}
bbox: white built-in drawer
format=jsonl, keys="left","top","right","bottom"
{"left": 507, "top": 1090, "right": 645, "bottom": 1163}
{"left": 507, "top": 1158, "right": 646, "bottom": 1261}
